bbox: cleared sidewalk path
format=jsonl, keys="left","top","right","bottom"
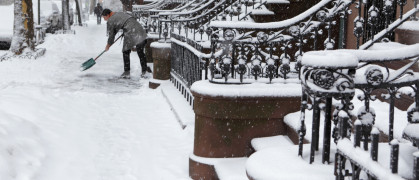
{"left": 0, "top": 18, "right": 193, "bottom": 180}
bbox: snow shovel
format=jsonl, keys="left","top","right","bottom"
{"left": 80, "top": 34, "right": 123, "bottom": 71}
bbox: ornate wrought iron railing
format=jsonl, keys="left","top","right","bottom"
{"left": 133, "top": 0, "right": 166, "bottom": 12}
{"left": 170, "top": 33, "right": 209, "bottom": 107}
{"left": 148, "top": 0, "right": 200, "bottom": 15}
{"left": 299, "top": 44, "right": 419, "bottom": 179}
{"left": 133, "top": 0, "right": 189, "bottom": 25}
{"left": 206, "top": 0, "right": 419, "bottom": 84}
{"left": 134, "top": 0, "right": 208, "bottom": 34}
{"left": 335, "top": 126, "right": 417, "bottom": 180}
{"left": 163, "top": 1, "right": 419, "bottom": 176}
{"left": 151, "top": 0, "right": 216, "bottom": 35}
{"left": 159, "top": 0, "right": 268, "bottom": 41}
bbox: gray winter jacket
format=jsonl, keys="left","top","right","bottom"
{"left": 106, "top": 12, "right": 147, "bottom": 52}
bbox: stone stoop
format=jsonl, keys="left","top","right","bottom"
{"left": 149, "top": 41, "right": 171, "bottom": 89}
{"left": 245, "top": 144, "right": 336, "bottom": 180}
{"left": 189, "top": 81, "right": 302, "bottom": 180}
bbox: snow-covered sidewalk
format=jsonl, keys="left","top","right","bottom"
{"left": 0, "top": 19, "right": 193, "bottom": 180}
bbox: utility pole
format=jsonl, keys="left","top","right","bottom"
{"left": 62, "top": 0, "right": 70, "bottom": 30}
{"left": 74, "top": 0, "right": 82, "bottom": 26}
{"left": 37, "top": 0, "right": 40, "bottom": 25}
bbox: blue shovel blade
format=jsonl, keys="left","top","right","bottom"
{"left": 80, "top": 58, "right": 96, "bottom": 71}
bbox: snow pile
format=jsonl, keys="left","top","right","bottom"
{"left": 191, "top": 80, "right": 302, "bottom": 97}
{"left": 302, "top": 51, "right": 358, "bottom": 68}
{"left": 251, "top": 135, "right": 293, "bottom": 151}
{"left": 249, "top": 5, "right": 274, "bottom": 15}
{"left": 398, "top": 20, "right": 419, "bottom": 31}
{"left": 246, "top": 144, "right": 335, "bottom": 180}
{"left": 403, "top": 123, "right": 419, "bottom": 138}
{"left": 0, "top": 111, "right": 45, "bottom": 180}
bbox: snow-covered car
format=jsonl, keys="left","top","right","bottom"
{"left": 0, "top": 4, "right": 13, "bottom": 49}
{"left": 0, "top": 1, "right": 64, "bottom": 49}
{"left": 33, "top": 1, "right": 63, "bottom": 33}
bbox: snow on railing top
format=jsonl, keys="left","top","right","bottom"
{"left": 161, "top": 0, "right": 227, "bottom": 22}
{"left": 309, "top": 44, "right": 419, "bottom": 63}
{"left": 265, "top": 0, "right": 289, "bottom": 3}
{"left": 359, "top": 6, "right": 419, "bottom": 50}
{"left": 209, "top": 0, "right": 350, "bottom": 30}
{"left": 157, "top": 0, "right": 216, "bottom": 16}
{"left": 398, "top": 20, "right": 419, "bottom": 31}
{"left": 302, "top": 51, "right": 358, "bottom": 68}
{"left": 133, "top": 0, "right": 166, "bottom": 11}
{"left": 148, "top": 0, "right": 198, "bottom": 13}
{"left": 337, "top": 139, "right": 405, "bottom": 180}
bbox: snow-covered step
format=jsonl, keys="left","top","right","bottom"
{"left": 158, "top": 79, "right": 195, "bottom": 129}
{"left": 214, "top": 158, "right": 249, "bottom": 180}
{"left": 203, "top": 136, "right": 298, "bottom": 180}
{"left": 246, "top": 144, "right": 335, "bottom": 180}
{"left": 251, "top": 135, "right": 294, "bottom": 151}
{"left": 190, "top": 154, "right": 248, "bottom": 180}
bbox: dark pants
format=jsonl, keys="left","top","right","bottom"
{"left": 96, "top": 15, "right": 101, "bottom": 24}
{"left": 122, "top": 39, "right": 147, "bottom": 72}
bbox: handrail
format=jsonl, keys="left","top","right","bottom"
{"left": 299, "top": 44, "right": 419, "bottom": 174}
{"left": 312, "top": 44, "right": 419, "bottom": 63}
{"left": 203, "top": 0, "right": 418, "bottom": 84}
{"left": 157, "top": 0, "right": 240, "bottom": 40}
{"left": 360, "top": 6, "right": 419, "bottom": 50}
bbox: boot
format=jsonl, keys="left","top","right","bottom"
{"left": 141, "top": 68, "right": 151, "bottom": 78}
{"left": 120, "top": 71, "right": 130, "bottom": 79}
{"left": 146, "top": 66, "right": 152, "bottom": 73}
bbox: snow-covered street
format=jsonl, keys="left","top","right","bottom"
{"left": 0, "top": 19, "right": 193, "bottom": 180}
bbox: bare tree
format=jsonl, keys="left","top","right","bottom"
{"left": 90, "top": 0, "right": 95, "bottom": 14}
{"left": 10, "top": 0, "right": 35, "bottom": 55}
{"left": 74, "top": 0, "right": 83, "bottom": 26}
{"left": 120, "top": 0, "right": 143, "bottom": 12}
{"left": 62, "top": 0, "right": 71, "bottom": 30}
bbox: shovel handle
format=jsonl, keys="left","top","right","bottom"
{"left": 94, "top": 50, "right": 107, "bottom": 61}
{"left": 94, "top": 34, "right": 124, "bottom": 61}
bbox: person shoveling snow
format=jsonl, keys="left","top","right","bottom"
{"left": 102, "top": 8, "right": 152, "bottom": 79}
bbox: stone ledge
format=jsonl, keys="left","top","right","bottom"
{"left": 395, "top": 28, "right": 419, "bottom": 45}
{"left": 191, "top": 80, "right": 302, "bottom": 98}
{"left": 151, "top": 43, "right": 171, "bottom": 80}
{"left": 192, "top": 81, "right": 302, "bottom": 158}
